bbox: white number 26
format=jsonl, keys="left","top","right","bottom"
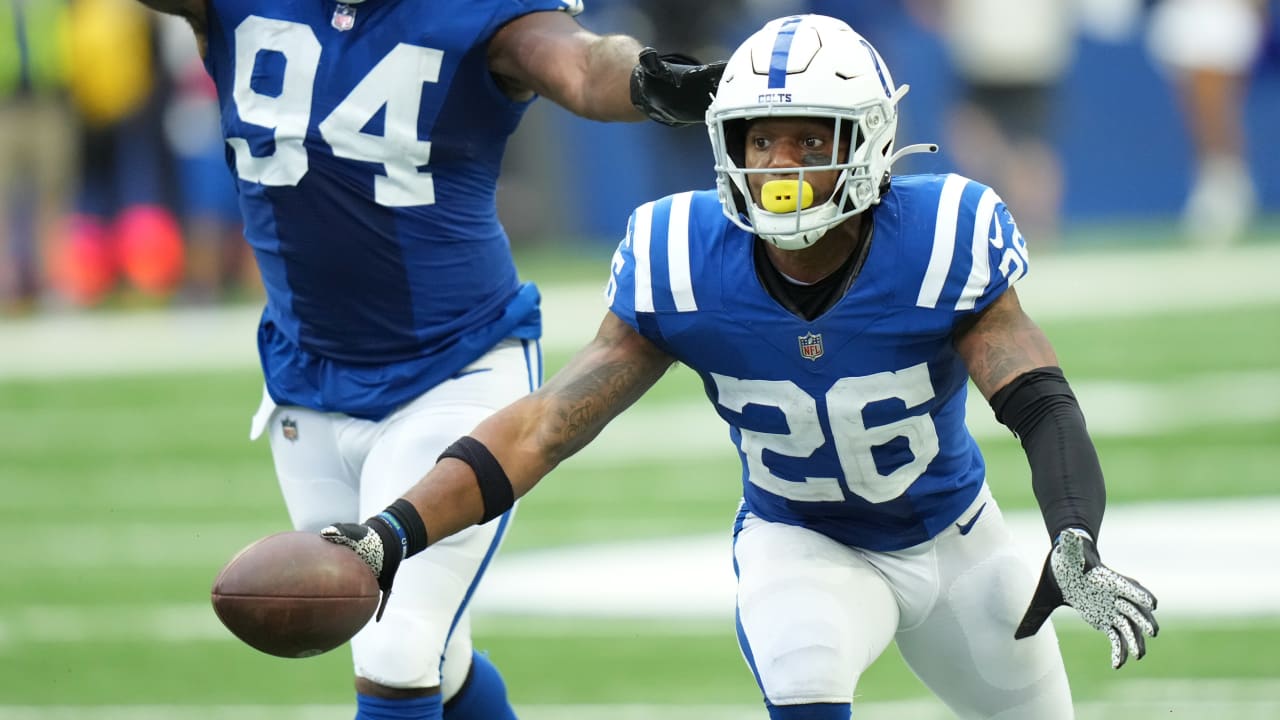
{"left": 712, "top": 363, "right": 941, "bottom": 504}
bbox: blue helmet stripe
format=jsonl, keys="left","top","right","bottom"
{"left": 768, "top": 16, "right": 804, "bottom": 89}
{"left": 859, "top": 38, "right": 892, "bottom": 97}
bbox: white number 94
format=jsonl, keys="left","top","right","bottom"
{"left": 227, "top": 16, "right": 440, "bottom": 207}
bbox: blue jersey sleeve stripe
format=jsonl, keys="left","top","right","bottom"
{"left": 915, "top": 174, "right": 968, "bottom": 309}
{"left": 632, "top": 201, "right": 656, "bottom": 313}
{"left": 667, "top": 191, "right": 698, "bottom": 312}
{"left": 955, "top": 187, "right": 999, "bottom": 311}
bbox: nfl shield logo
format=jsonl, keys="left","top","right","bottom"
{"left": 281, "top": 417, "right": 299, "bottom": 442}
{"left": 331, "top": 3, "right": 357, "bottom": 31}
{"left": 798, "top": 332, "right": 824, "bottom": 361}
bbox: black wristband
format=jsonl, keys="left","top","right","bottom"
{"left": 991, "top": 367, "right": 1106, "bottom": 541}
{"left": 438, "top": 436, "right": 515, "bottom": 524}
{"left": 379, "top": 498, "right": 429, "bottom": 559}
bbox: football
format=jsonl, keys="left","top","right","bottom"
{"left": 211, "top": 531, "right": 380, "bottom": 658}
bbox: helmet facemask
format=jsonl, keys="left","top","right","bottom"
{"left": 709, "top": 99, "right": 899, "bottom": 250}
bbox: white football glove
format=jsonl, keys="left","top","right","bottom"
{"left": 1015, "top": 528, "right": 1159, "bottom": 669}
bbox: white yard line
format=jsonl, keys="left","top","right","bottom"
{"left": 1, "top": 244, "right": 1277, "bottom": 379}
{"left": 3, "top": 498, "right": 1279, "bottom": 652}
{"left": 467, "top": 496, "right": 1280, "bottom": 621}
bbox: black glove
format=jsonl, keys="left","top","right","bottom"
{"left": 630, "top": 47, "right": 725, "bottom": 127}
{"left": 1016, "top": 528, "right": 1159, "bottom": 669}
{"left": 321, "top": 516, "right": 402, "bottom": 621}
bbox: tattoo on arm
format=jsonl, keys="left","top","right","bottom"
{"left": 543, "top": 362, "right": 645, "bottom": 460}
{"left": 536, "top": 317, "right": 673, "bottom": 464}
{"left": 956, "top": 289, "right": 1058, "bottom": 400}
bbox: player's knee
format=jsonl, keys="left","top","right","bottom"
{"left": 352, "top": 610, "right": 446, "bottom": 689}
{"left": 758, "top": 642, "right": 855, "bottom": 705}
{"left": 740, "top": 585, "right": 866, "bottom": 705}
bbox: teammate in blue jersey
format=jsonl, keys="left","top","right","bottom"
{"left": 321, "top": 14, "right": 1160, "bottom": 719}
{"left": 137, "top": 1, "right": 723, "bottom": 719}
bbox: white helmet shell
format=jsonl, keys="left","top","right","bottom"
{"left": 707, "top": 15, "right": 909, "bottom": 250}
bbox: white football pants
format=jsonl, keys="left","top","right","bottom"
{"left": 250, "top": 338, "right": 541, "bottom": 694}
{"left": 733, "top": 484, "right": 1074, "bottom": 719}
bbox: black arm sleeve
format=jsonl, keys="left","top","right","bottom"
{"left": 990, "top": 366, "right": 1106, "bottom": 541}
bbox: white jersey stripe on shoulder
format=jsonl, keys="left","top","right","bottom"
{"left": 915, "top": 174, "right": 968, "bottom": 309}
{"left": 667, "top": 192, "right": 697, "bottom": 312}
{"left": 632, "top": 201, "right": 656, "bottom": 313}
{"left": 955, "top": 187, "right": 999, "bottom": 311}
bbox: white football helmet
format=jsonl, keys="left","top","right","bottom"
{"left": 707, "top": 15, "right": 935, "bottom": 249}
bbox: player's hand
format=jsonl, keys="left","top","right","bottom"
{"left": 320, "top": 518, "right": 402, "bottom": 620}
{"left": 630, "top": 47, "right": 725, "bottom": 127}
{"left": 1016, "top": 528, "right": 1159, "bottom": 669}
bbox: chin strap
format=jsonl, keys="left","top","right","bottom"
{"left": 890, "top": 143, "right": 939, "bottom": 165}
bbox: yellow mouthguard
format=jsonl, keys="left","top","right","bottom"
{"left": 760, "top": 180, "right": 814, "bottom": 213}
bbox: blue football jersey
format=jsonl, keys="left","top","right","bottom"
{"left": 204, "top": 0, "right": 582, "bottom": 419}
{"left": 607, "top": 175, "right": 1030, "bottom": 551}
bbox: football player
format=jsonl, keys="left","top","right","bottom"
{"left": 323, "top": 14, "right": 1159, "bottom": 720}
{"left": 136, "top": 1, "right": 723, "bottom": 719}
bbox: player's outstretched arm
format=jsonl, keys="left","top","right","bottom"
{"left": 487, "top": 10, "right": 722, "bottom": 124}
{"left": 323, "top": 312, "right": 674, "bottom": 605}
{"left": 955, "top": 288, "right": 1159, "bottom": 669}
{"left": 411, "top": 311, "right": 674, "bottom": 538}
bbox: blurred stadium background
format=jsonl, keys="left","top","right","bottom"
{"left": 1, "top": 0, "right": 1278, "bottom": 717}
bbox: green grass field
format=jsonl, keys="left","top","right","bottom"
{"left": 1, "top": 241, "right": 1278, "bottom": 717}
